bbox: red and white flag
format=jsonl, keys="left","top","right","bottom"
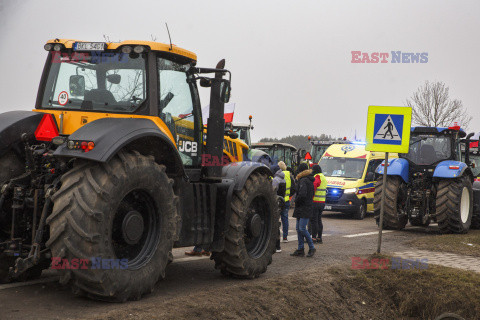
{"left": 202, "top": 103, "right": 235, "bottom": 125}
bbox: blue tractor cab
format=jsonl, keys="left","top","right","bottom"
{"left": 374, "top": 126, "right": 479, "bottom": 233}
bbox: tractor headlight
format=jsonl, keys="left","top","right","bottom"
{"left": 344, "top": 188, "right": 358, "bottom": 194}
{"left": 67, "top": 140, "right": 75, "bottom": 149}
{"left": 44, "top": 44, "right": 53, "bottom": 51}
{"left": 53, "top": 44, "right": 63, "bottom": 51}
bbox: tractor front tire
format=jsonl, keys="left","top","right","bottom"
{"left": 436, "top": 177, "right": 473, "bottom": 234}
{"left": 374, "top": 176, "right": 408, "bottom": 230}
{"left": 47, "top": 151, "right": 178, "bottom": 301}
{"left": 213, "top": 172, "right": 278, "bottom": 278}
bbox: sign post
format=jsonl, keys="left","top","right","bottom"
{"left": 365, "top": 106, "right": 412, "bottom": 253}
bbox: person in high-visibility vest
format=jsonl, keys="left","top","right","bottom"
{"left": 278, "top": 161, "right": 295, "bottom": 242}
{"left": 309, "top": 164, "right": 327, "bottom": 243}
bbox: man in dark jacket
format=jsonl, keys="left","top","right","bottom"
{"left": 271, "top": 164, "right": 286, "bottom": 253}
{"left": 291, "top": 163, "right": 316, "bottom": 257}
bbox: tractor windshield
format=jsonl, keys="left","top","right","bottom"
{"left": 319, "top": 157, "right": 366, "bottom": 179}
{"left": 311, "top": 145, "right": 330, "bottom": 163}
{"left": 40, "top": 52, "right": 147, "bottom": 112}
{"left": 403, "top": 134, "right": 452, "bottom": 165}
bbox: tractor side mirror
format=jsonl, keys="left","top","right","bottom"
{"left": 225, "top": 130, "right": 238, "bottom": 139}
{"left": 107, "top": 74, "right": 121, "bottom": 84}
{"left": 365, "top": 172, "right": 375, "bottom": 182}
{"left": 200, "top": 78, "right": 212, "bottom": 88}
{"left": 69, "top": 75, "right": 85, "bottom": 96}
{"left": 220, "top": 80, "right": 231, "bottom": 103}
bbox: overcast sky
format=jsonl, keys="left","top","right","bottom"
{"left": 1, "top": 0, "right": 479, "bottom": 142}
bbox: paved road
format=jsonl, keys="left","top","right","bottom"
{"left": 0, "top": 210, "right": 437, "bottom": 320}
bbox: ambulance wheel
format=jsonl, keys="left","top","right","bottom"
{"left": 353, "top": 200, "right": 367, "bottom": 220}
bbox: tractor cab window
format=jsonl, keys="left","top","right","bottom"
{"left": 403, "top": 134, "right": 452, "bottom": 165}
{"left": 157, "top": 57, "right": 201, "bottom": 167}
{"left": 312, "top": 145, "right": 328, "bottom": 163}
{"left": 41, "top": 52, "right": 147, "bottom": 112}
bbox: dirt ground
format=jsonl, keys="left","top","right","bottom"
{"left": 1, "top": 212, "right": 479, "bottom": 320}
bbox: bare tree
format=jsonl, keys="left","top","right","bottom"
{"left": 405, "top": 81, "right": 472, "bottom": 129}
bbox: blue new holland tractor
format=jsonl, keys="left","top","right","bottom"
{"left": 374, "top": 126, "right": 480, "bottom": 233}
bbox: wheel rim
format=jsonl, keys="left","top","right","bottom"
{"left": 112, "top": 189, "right": 160, "bottom": 270}
{"left": 244, "top": 195, "right": 271, "bottom": 259}
{"left": 360, "top": 203, "right": 366, "bottom": 218}
{"left": 460, "top": 187, "right": 470, "bottom": 224}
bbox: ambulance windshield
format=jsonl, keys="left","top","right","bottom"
{"left": 319, "top": 157, "right": 366, "bottom": 179}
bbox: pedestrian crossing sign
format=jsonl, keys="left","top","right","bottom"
{"left": 366, "top": 106, "right": 412, "bottom": 153}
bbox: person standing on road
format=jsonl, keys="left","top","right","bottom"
{"left": 271, "top": 164, "right": 286, "bottom": 253}
{"left": 291, "top": 163, "right": 316, "bottom": 257}
{"left": 278, "top": 161, "right": 295, "bottom": 242}
{"left": 309, "top": 164, "right": 327, "bottom": 243}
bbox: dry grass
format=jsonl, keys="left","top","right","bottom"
{"left": 409, "top": 230, "right": 480, "bottom": 257}
{"left": 332, "top": 254, "right": 480, "bottom": 319}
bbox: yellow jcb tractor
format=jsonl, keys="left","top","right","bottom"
{"left": 0, "top": 38, "right": 278, "bottom": 301}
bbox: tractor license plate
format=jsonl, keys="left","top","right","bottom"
{"left": 324, "top": 205, "right": 332, "bottom": 210}
{"left": 73, "top": 42, "right": 106, "bottom": 51}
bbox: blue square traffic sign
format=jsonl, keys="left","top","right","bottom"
{"left": 372, "top": 114, "right": 404, "bottom": 145}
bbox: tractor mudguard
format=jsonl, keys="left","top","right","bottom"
{"left": 222, "top": 161, "right": 273, "bottom": 191}
{"left": 54, "top": 117, "right": 184, "bottom": 175}
{"left": 376, "top": 158, "right": 409, "bottom": 183}
{"left": 0, "top": 111, "right": 44, "bottom": 155}
{"left": 433, "top": 161, "right": 468, "bottom": 179}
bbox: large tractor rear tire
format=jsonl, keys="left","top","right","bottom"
{"left": 374, "top": 176, "right": 408, "bottom": 230}
{"left": 436, "top": 176, "right": 473, "bottom": 234}
{"left": 0, "top": 152, "right": 27, "bottom": 283}
{"left": 47, "top": 151, "right": 178, "bottom": 301}
{"left": 471, "top": 181, "right": 480, "bottom": 230}
{"left": 213, "top": 172, "right": 278, "bottom": 278}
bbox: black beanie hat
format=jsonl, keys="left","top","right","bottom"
{"left": 312, "top": 164, "right": 322, "bottom": 174}
{"left": 298, "top": 163, "right": 309, "bottom": 174}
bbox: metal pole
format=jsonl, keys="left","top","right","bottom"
{"left": 377, "top": 152, "right": 389, "bottom": 253}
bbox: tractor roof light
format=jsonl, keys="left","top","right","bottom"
{"left": 133, "top": 46, "right": 145, "bottom": 53}
{"left": 53, "top": 44, "right": 63, "bottom": 51}
{"left": 44, "top": 44, "right": 53, "bottom": 51}
{"left": 121, "top": 46, "right": 132, "bottom": 54}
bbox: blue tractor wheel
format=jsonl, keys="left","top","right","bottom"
{"left": 436, "top": 176, "right": 473, "bottom": 234}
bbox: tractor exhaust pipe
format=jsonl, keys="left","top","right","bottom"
{"left": 205, "top": 59, "right": 227, "bottom": 180}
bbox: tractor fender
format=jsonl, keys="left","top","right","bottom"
{"left": 376, "top": 158, "right": 409, "bottom": 183}
{"left": 222, "top": 161, "right": 273, "bottom": 191}
{"left": 433, "top": 161, "right": 470, "bottom": 179}
{"left": 0, "top": 111, "right": 44, "bottom": 155}
{"left": 54, "top": 117, "right": 184, "bottom": 176}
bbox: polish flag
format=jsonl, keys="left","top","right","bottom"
{"left": 202, "top": 103, "right": 235, "bottom": 125}
{"left": 470, "top": 132, "right": 480, "bottom": 148}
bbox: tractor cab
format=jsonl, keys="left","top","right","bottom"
{"left": 400, "top": 127, "right": 466, "bottom": 167}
